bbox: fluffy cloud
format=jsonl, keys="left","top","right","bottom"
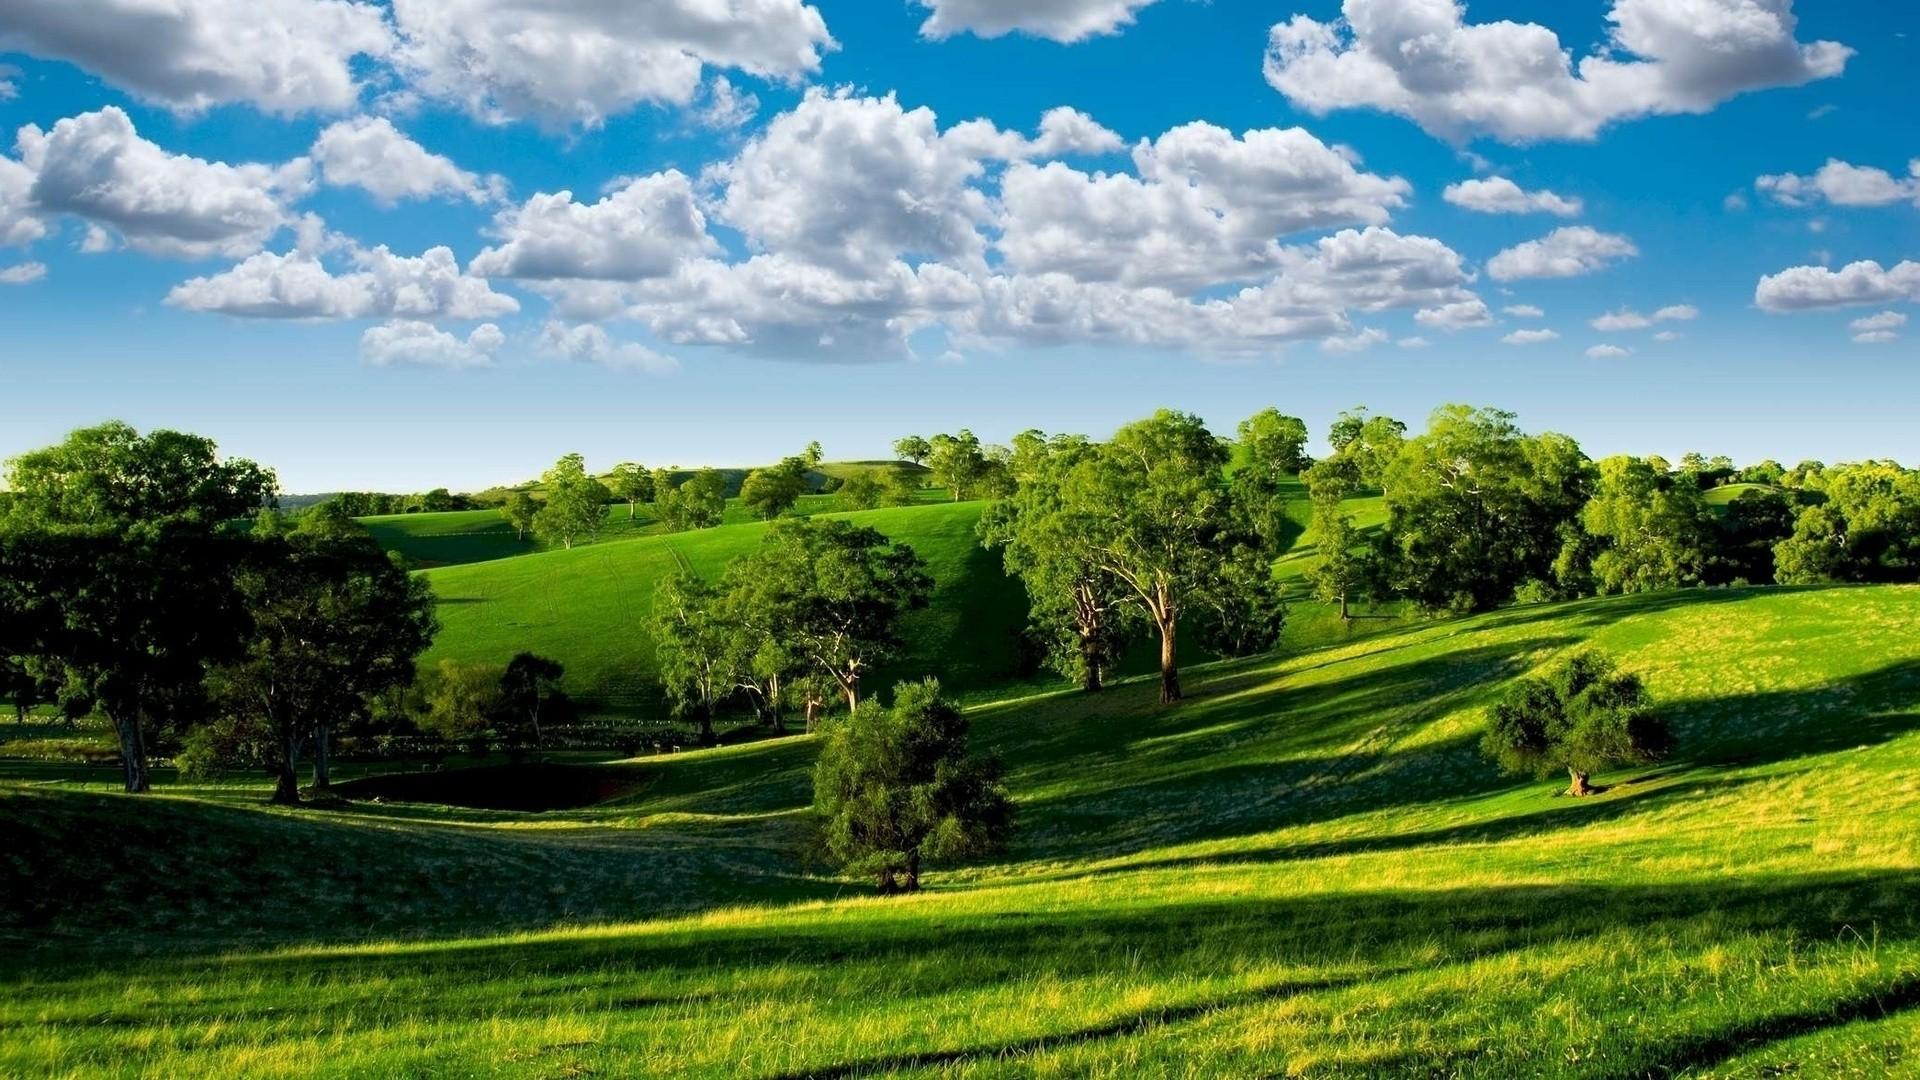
{"left": 1501, "top": 328, "right": 1560, "bottom": 345}
{"left": 360, "top": 320, "right": 504, "bottom": 368}
{"left": 1590, "top": 304, "right": 1697, "bottom": 331}
{"left": 1321, "top": 327, "right": 1389, "bottom": 353}
{"left": 946, "top": 107, "right": 1123, "bottom": 161}
{"left": 1849, "top": 310, "right": 1907, "bottom": 344}
{"left": 1264, "top": 0, "right": 1850, "bottom": 144}
{"left": 388, "top": 0, "right": 834, "bottom": 129}
{"left": 1757, "top": 159, "right": 1920, "bottom": 208}
{"left": 997, "top": 122, "right": 1410, "bottom": 290}
{"left": 472, "top": 172, "right": 716, "bottom": 281}
{"left": 311, "top": 116, "right": 499, "bottom": 206}
{"left": 167, "top": 243, "right": 519, "bottom": 320}
{"left": 1504, "top": 304, "right": 1545, "bottom": 318}
{"left": 0, "top": 63, "right": 18, "bottom": 101}
{"left": 1487, "top": 227, "right": 1638, "bottom": 282}
{"left": 1755, "top": 260, "right": 1920, "bottom": 312}
{"left": 712, "top": 90, "right": 995, "bottom": 276}
{"left": 915, "top": 0, "right": 1159, "bottom": 43}
{"left": 1586, "top": 344, "right": 1634, "bottom": 359}
{"left": 1443, "top": 177, "right": 1582, "bottom": 217}
{"left": 0, "top": 154, "right": 45, "bottom": 248}
{"left": 0, "top": 260, "right": 45, "bottom": 284}
{"left": 0, "top": 0, "right": 391, "bottom": 115}
{"left": 1414, "top": 298, "right": 1493, "bottom": 330}
{"left": 539, "top": 321, "right": 678, "bottom": 373}
{"left": 15, "top": 107, "right": 307, "bottom": 259}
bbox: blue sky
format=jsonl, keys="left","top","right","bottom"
{"left": 1, "top": 0, "right": 1915, "bottom": 492}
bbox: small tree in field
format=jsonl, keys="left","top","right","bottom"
{"left": 609, "top": 463, "right": 653, "bottom": 521}
{"left": 499, "top": 653, "right": 566, "bottom": 750}
{"left": 650, "top": 571, "right": 734, "bottom": 744}
{"left": 813, "top": 679, "right": 1013, "bottom": 893}
{"left": 1481, "top": 651, "right": 1671, "bottom": 796}
{"left": 501, "top": 491, "right": 538, "bottom": 540}
{"left": 892, "top": 436, "right": 931, "bottom": 467}
{"left": 533, "top": 454, "right": 610, "bottom": 550}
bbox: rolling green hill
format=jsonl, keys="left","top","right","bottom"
{"left": 363, "top": 485, "right": 949, "bottom": 569}
{"left": 4, "top": 584, "right": 1918, "bottom": 1076}
{"left": 420, "top": 500, "right": 1034, "bottom": 716}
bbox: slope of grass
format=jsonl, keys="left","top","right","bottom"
{"left": 363, "top": 487, "right": 951, "bottom": 569}
{"left": 420, "top": 500, "right": 1032, "bottom": 716}
{"left": 4, "top": 584, "right": 1918, "bottom": 1077}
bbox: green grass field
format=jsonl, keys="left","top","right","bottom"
{"left": 363, "top": 487, "right": 951, "bottom": 569}
{"left": 4, "top": 583, "right": 1918, "bottom": 1077}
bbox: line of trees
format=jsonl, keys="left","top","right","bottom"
{"left": 649, "top": 518, "right": 932, "bottom": 743}
{"left": 0, "top": 423, "right": 440, "bottom": 796}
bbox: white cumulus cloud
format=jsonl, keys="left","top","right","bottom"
{"left": 472, "top": 172, "right": 716, "bottom": 282}
{"left": 1586, "top": 344, "right": 1634, "bottom": 359}
{"left": 388, "top": 0, "right": 834, "bottom": 129}
{"left": 538, "top": 321, "right": 679, "bottom": 373}
{"left": 1757, "top": 159, "right": 1920, "bottom": 208}
{"left": 1501, "top": 328, "right": 1560, "bottom": 345}
{"left": 1487, "top": 227, "right": 1638, "bottom": 282}
{"left": 1849, "top": 310, "right": 1907, "bottom": 344}
{"left": 0, "top": 260, "right": 45, "bottom": 284}
{"left": 1755, "top": 260, "right": 1920, "bottom": 312}
{"left": 1264, "top": 0, "right": 1850, "bottom": 144}
{"left": 1443, "top": 177, "right": 1582, "bottom": 217}
{"left": 360, "top": 319, "right": 504, "bottom": 368}
{"left": 916, "top": 0, "right": 1159, "bottom": 43}
{"left": 167, "top": 242, "right": 518, "bottom": 320}
{"left": 0, "top": 0, "right": 391, "bottom": 115}
{"left": 311, "top": 116, "right": 500, "bottom": 206}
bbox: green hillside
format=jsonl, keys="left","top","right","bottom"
{"left": 364, "top": 485, "right": 949, "bottom": 569}
{"left": 421, "top": 500, "right": 1033, "bottom": 715}
{"left": 4, "top": 584, "right": 1917, "bottom": 1076}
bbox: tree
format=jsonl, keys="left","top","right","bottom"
{"left": 741, "top": 452, "right": 812, "bottom": 521}
{"left": 1481, "top": 651, "right": 1670, "bottom": 796}
{"left": 1303, "top": 459, "right": 1366, "bottom": 623}
{"left": 927, "top": 430, "right": 990, "bottom": 501}
{"left": 221, "top": 535, "right": 437, "bottom": 802}
{"left": 533, "top": 454, "right": 610, "bottom": 550}
{"left": 1044, "top": 411, "right": 1256, "bottom": 703}
{"left": 298, "top": 499, "right": 368, "bottom": 542}
{"left": 609, "top": 463, "right": 653, "bottom": 521}
{"left": 837, "top": 469, "right": 886, "bottom": 511}
{"left": 501, "top": 490, "right": 539, "bottom": 540}
{"left": 733, "top": 519, "right": 932, "bottom": 712}
{"left": 979, "top": 434, "right": 1139, "bottom": 693}
{"left": 1773, "top": 462, "right": 1920, "bottom": 584}
{"left": 660, "top": 469, "right": 727, "bottom": 531}
{"left": 499, "top": 653, "right": 567, "bottom": 751}
{"left": 892, "top": 436, "right": 931, "bottom": 467}
{"left": 1371, "top": 406, "right": 1593, "bottom": 614}
{"left": 812, "top": 679, "right": 1013, "bottom": 893}
{"left": 1231, "top": 408, "right": 1312, "bottom": 553}
{"left": 0, "top": 422, "right": 275, "bottom": 792}
{"left": 650, "top": 571, "right": 734, "bottom": 744}
{"left": 416, "top": 661, "right": 503, "bottom": 755}
{"left": 1714, "top": 488, "right": 1798, "bottom": 585}
{"left": 1581, "top": 456, "right": 1718, "bottom": 594}
{"left": 1326, "top": 409, "right": 1406, "bottom": 489}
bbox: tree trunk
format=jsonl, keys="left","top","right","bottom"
{"left": 111, "top": 712, "right": 150, "bottom": 794}
{"left": 311, "top": 724, "right": 332, "bottom": 792}
{"left": 804, "top": 696, "right": 821, "bottom": 733}
{"left": 1338, "top": 592, "right": 1350, "bottom": 623}
{"left": 1079, "top": 631, "right": 1104, "bottom": 693}
{"left": 698, "top": 705, "right": 715, "bottom": 747}
{"left": 1157, "top": 620, "right": 1181, "bottom": 705}
{"left": 1567, "top": 769, "right": 1594, "bottom": 797}
{"left": 877, "top": 868, "right": 897, "bottom": 894}
{"left": 903, "top": 850, "right": 921, "bottom": 893}
{"left": 272, "top": 735, "right": 302, "bottom": 805}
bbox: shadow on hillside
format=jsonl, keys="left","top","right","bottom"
{"left": 13, "top": 870, "right": 1916, "bottom": 1076}
{"left": 997, "top": 640, "right": 1572, "bottom": 863}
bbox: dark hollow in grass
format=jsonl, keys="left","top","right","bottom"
{"left": 332, "top": 763, "right": 651, "bottom": 812}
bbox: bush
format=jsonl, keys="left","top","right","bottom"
{"left": 1481, "top": 651, "right": 1671, "bottom": 796}
{"left": 812, "top": 679, "right": 1013, "bottom": 892}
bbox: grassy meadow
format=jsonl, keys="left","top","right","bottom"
{"left": 4, "top": 583, "right": 1919, "bottom": 1077}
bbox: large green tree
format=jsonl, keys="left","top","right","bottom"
{"left": 1371, "top": 406, "right": 1593, "bottom": 614}
{"left": 659, "top": 469, "right": 727, "bottom": 531}
{"left": 500, "top": 490, "right": 539, "bottom": 540}
{"left": 979, "top": 434, "right": 1139, "bottom": 692}
{"left": 499, "top": 653, "right": 567, "bottom": 751}
{"left": 0, "top": 423, "right": 275, "bottom": 792}
{"left": 220, "top": 535, "right": 437, "bottom": 802}
{"left": 1580, "top": 456, "right": 1718, "bottom": 594}
{"left": 1231, "top": 408, "right": 1312, "bottom": 554}
{"left": 1773, "top": 462, "right": 1920, "bottom": 584}
{"left": 740, "top": 451, "right": 813, "bottom": 521}
{"left": 1048, "top": 411, "right": 1263, "bottom": 703}
{"left": 732, "top": 519, "right": 932, "bottom": 712}
{"left": 650, "top": 571, "right": 735, "bottom": 744}
{"left": 532, "top": 454, "right": 610, "bottom": 550}
{"left": 812, "top": 679, "right": 1013, "bottom": 893}
{"left": 927, "top": 430, "right": 991, "bottom": 501}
